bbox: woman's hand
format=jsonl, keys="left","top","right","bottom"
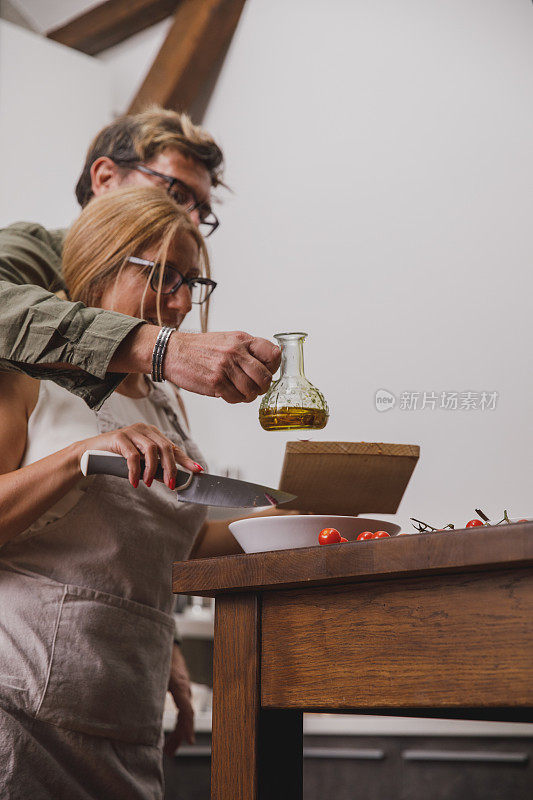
{"left": 190, "top": 508, "right": 300, "bottom": 559}
{"left": 164, "top": 643, "right": 195, "bottom": 756}
{"left": 0, "top": 373, "right": 202, "bottom": 546}
{"left": 74, "top": 424, "right": 203, "bottom": 490}
{"left": 0, "top": 420, "right": 203, "bottom": 548}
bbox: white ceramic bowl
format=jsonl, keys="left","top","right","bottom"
{"left": 229, "top": 515, "right": 401, "bottom": 554}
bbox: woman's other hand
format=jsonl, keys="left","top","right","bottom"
{"left": 75, "top": 424, "right": 203, "bottom": 490}
{"left": 189, "top": 508, "right": 300, "bottom": 559}
{"left": 164, "top": 643, "right": 195, "bottom": 756}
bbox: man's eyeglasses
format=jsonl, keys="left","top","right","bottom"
{"left": 128, "top": 256, "right": 217, "bottom": 305}
{"left": 114, "top": 160, "right": 219, "bottom": 237}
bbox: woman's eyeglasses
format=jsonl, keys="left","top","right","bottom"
{"left": 113, "top": 160, "right": 219, "bottom": 237}
{"left": 127, "top": 257, "right": 217, "bottom": 305}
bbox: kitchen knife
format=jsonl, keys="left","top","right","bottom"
{"left": 80, "top": 450, "right": 296, "bottom": 508}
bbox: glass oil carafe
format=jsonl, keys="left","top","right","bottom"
{"left": 259, "top": 332, "right": 329, "bottom": 431}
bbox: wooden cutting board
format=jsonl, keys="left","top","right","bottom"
{"left": 278, "top": 441, "right": 420, "bottom": 515}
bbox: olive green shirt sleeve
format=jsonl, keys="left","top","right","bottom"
{"left": 0, "top": 222, "right": 144, "bottom": 409}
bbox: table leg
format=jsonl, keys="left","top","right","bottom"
{"left": 211, "top": 594, "right": 304, "bottom": 800}
{"left": 211, "top": 593, "right": 261, "bottom": 800}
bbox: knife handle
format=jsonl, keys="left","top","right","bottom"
{"left": 80, "top": 450, "right": 193, "bottom": 489}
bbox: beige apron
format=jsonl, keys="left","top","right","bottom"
{"left": 0, "top": 383, "right": 207, "bottom": 800}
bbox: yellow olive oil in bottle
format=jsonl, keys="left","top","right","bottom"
{"left": 259, "top": 332, "right": 329, "bottom": 431}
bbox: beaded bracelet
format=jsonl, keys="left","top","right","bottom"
{"left": 151, "top": 326, "right": 174, "bottom": 382}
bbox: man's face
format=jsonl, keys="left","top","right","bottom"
{"left": 93, "top": 148, "right": 212, "bottom": 229}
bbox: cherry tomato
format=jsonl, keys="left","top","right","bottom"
{"left": 373, "top": 530, "right": 390, "bottom": 539}
{"left": 466, "top": 519, "right": 483, "bottom": 528}
{"left": 356, "top": 531, "right": 375, "bottom": 541}
{"left": 318, "top": 528, "right": 342, "bottom": 545}
{"left": 340, "top": 536, "right": 348, "bottom": 542}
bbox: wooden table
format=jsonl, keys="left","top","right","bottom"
{"left": 173, "top": 523, "right": 533, "bottom": 800}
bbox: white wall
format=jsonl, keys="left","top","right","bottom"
{"left": 98, "top": 17, "right": 173, "bottom": 116}
{"left": 177, "top": 0, "right": 533, "bottom": 532}
{"left": 0, "top": 19, "right": 112, "bottom": 228}
{"left": 4, "top": 0, "right": 103, "bottom": 33}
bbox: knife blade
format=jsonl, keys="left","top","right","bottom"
{"left": 80, "top": 450, "right": 296, "bottom": 508}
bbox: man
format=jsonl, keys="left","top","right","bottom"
{"left": 0, "top": 107, "right": 280, "bottom": 757}
{"left": 0, "top": 107, "right": 279, "bottom": 405}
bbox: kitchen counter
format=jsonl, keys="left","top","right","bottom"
{"left": 173, "top": 522, "right": 533, "bottom": 799}
{"left": 174, "top": 609, "right": 214, "bottom": 639}
{"left": 164, "top": 705, "right": 533, "bottom": 738}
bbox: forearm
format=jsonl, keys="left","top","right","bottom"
{"left": 0, "top": 226, "right": 149, "bottom": 407}
{"left": 189, "top": 508, "right": 298, "bottom": 559}
{"left": 40, "top": 322, "right": 157, "bottom": 375}
{"left": 0, "top": 282, "right": 142, "bottom": 372}
{"left": 189, "top": 518, "right": 244, "bottom": 559}
{"left": 108, "top": 323, "right": 159, "bottom": 374}
{"left": 0, "top": 443, "right": 84, "bottom": 546}
{"left": 0, "top": 282, "right": 145, "bottom": 408}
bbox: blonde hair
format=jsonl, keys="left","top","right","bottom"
{"left": 75, "top": 106, "right": 224, "bottom": 207}
{"left": 63, "top": 186, "right": 211, "bottom": 331}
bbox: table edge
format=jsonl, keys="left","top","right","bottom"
{"left": 173, "top": 523, "right": 533, "bottom": 596}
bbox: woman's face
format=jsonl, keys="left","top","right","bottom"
{"left": 99, "top": 232, "right": 200, "bottom": 329}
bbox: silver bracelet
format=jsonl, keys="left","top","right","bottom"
{"left": 151, "top": 326, "right": 174, "bottom": 382}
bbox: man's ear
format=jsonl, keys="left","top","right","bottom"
{"left": 90, "top": 156, "right": 122, "bottom": 197}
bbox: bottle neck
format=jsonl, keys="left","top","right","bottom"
{"left": 279, "top": 337, "right": 305, "bottom": 378}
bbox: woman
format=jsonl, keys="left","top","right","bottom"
{"left": 0, "top": 186, "right": 218, "bottom": 799}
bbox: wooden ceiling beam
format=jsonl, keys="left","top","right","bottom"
{"left": 46, "top": 0, "right": 180, "bottom": 56}
{"left": 127, "top": 0, "right": 247, "bottom": 114}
